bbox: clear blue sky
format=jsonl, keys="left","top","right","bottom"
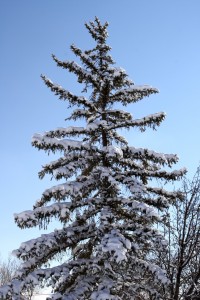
{"left": 1, "top": 0, "right": 200, "bottom": 259}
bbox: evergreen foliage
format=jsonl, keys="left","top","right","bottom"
{"left": 0, "top": 17, "right": 186, "bottom": 299}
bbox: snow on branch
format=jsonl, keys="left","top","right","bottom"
{"left": 83, "top": 113, "right": 165, "bottom": 134}
{"left": 34, "top": 177, "right": 97, "bottom": 207}
{"left": 133, "top": 258, "right": 169, "bottom": 285}
{"left": 70, "top": 44, "right": 98, "bottom": 73}
{"left": 123, "top": 167, "right": 187, "bottom": 182}
{"left": 123, "top": 146, "right": 179, "bottom": 167}
{"left": 43, "top": 126, "right": 86, "bottom": 138}
{"left": 108, "top": 130, "right": 128, "bottom": 145}
{"left": 105, "top": 109, "right": 132, "bottom": 119}
{"left": 38, "top": 153, "right": 93, "bottom": 180}
{"left": 68, "top": 108, "right": 93, "bottom": 121}
{"left": 13, "top": 223, "right": 96, "bottom": 261}
{"left": 14, "top": 202, "right": 71, "bottom": 229}
{"left": 35, "top": 112, "right": 165, "bottom": 143}
{"left": 110, "top": 85, "right": 159, "bottom": 104}
{"left": 146, "top": 186, "right": 184, "bottom": 201}
{"left": 41, "top": 75, "right": 96, "bottom": 110}
{"left": 97, "top": 229, "right": 131, "bottom": 263}
{"left": 52, "top": 55, "right": 100, "bottom": 88}
{"left": 32, "top": 133, "right": 90, "bottom": 152}
{"left": 106, "top": 112, "right": 166, "bottom": 131}
{"left": 117, "top": 198, "right": 160, "bottom": 220}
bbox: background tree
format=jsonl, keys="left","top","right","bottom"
{"left": 0, "top": 255, "right": 41, "bottom": 299}
{"left": 157, "top": 166, "right": 200, "bottom": 300}
{"left": 0, "top": 17, "right": 186, "bottom": 299}
{"left": 0, "top": 255, "right": 18, "bottom": 287}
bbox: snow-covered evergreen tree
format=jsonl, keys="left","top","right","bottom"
{"left": 0, "top": 17, "right": 186, "bottom": 300}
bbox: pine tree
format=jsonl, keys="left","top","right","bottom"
{"left": 0, "top": 17, "right": 186, "bottom": 299}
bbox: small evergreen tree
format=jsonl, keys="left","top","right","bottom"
{"left": 0, "top": 17, "right": 186, "bottom": 299}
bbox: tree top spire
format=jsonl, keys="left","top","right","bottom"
{"left": 85, "top": 16, "right": 109, "bottom": 44}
